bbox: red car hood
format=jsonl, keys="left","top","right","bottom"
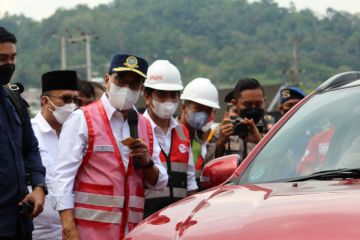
{"left": 126, "top": 180, "right": 360, "bottom": 240}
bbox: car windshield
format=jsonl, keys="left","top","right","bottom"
{"left": 239, "top": 85, "right": 360, "bottom": 184}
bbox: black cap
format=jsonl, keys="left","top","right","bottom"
{"left": 42, "top": 70, "right": 78, "bottom": 93}
{"left": 109, "top": 54, "right": 148, "bottom": 78}
{"left": 280, "top": 86, "right": 306, "bottom": 104}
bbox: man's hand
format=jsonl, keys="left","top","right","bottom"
{"left": 129, "top": 139, "right": 151, "bottom": 167}
{"left": 217, "top": 112, "right": 234, "bottom": 147}
{"left": 19, "top": 187, "right": 45, "bottom": 218}
{"left": 240, "top": 118, "right": 262, "bottom": 144}
{"left": 215, "top": 112, "right": 234, "bottom": 158}
{"left": 129, "top": 139, "right": 159, "bottom": 185}
{"left": 60, "top": 209, "right": 81, "bottom": 240}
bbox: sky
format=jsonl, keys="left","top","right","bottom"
{"left": 0, "top": 0, "right": 359, "bottom": 21}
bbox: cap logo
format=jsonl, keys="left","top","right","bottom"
{"left": 281, "top": 89, "right": 291, "bottom": 99}
{"left": 150, "top": 75, "right": 163, "bottom": 81}
{"left": 124, "top": 56, "right": 138, "bottom": 69}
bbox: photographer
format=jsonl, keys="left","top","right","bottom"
{"left": 215, "top": 78, "right": 266, "bottom": 161}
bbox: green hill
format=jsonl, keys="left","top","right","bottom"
{"left": 1, "top": 0, "right": 359, "bottom": 89}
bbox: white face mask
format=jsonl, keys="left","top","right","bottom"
{"left": 108, "top": 82, "right": 140, "bottom": 110}
{"left": 48, "top": 98, "right": 77, "bottom": 124}
{"left": 151, "top": 99, "right": 178, "bottom": 119}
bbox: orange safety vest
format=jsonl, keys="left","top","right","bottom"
{"left": 74, "top": 101, "right": 153, "bottom": 240}
{"left": 297, "top": 127, "right": 335, "bottom": 174}
{"left": 144, "top": 124, "right": 190, "bottom": 218}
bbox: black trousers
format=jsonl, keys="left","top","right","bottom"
{"left": 0, "top": 231, "right": 31, "bottom": 240}
{"left": 0, "top": 221, "right": 32, "bottom": 240}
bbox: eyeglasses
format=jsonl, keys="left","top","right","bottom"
{"left": 47, "top": 95, "right": 81, "bottom": 105}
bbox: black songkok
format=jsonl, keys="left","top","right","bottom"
{"left": 42, "top": 70, "right": 78, "bottom": 93}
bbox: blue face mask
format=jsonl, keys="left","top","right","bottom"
{"left": 188, "top": 111, "right": 209, "bottom": 130}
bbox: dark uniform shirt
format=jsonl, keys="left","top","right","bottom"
{"left": 224, "top": 135, "right": 256, "bottom": 162}
{"left": 0, "top": 86, "right": 45, "bottom": 237}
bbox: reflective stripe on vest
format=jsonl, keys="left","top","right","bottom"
{"left": 161, "top": 162, "right": 187, "bottom": 173}
{"left": 146, "top": 186, "right": 187, "bottom": 199}
{"left": 75, "top": 207, "right": 122, "bottom": 224}
{"left": 75, "top": 191, "right": 125, "bottom": 208}
{"left": 129, "top": 196, "right": 145, "bottom": 209}
{"left": 128, "top": 211, "right": 143, "bottom": 223}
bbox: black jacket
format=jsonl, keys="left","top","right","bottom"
{"left": 0, "top": 86, "right": 45, "bottom": 237}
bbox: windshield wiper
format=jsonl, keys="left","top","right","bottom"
{"left": 287, "top": 168, "right": 360, "bottom": 182}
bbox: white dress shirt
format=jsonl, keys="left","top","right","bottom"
{"left": 31, "top": 112, "right": 61, "bottom": 240}
{"left": 51, "top": 94, "right": 168, "bottom": 211}
{"left": 143, "top": 110, "right": 197, "bottom": 191}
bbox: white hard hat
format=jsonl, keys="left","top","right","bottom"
{"left": 144, "top": 60, "right": 183, "bottom": 91}
{"left": 180, "top": 78, "right": 220, "bottom": 109}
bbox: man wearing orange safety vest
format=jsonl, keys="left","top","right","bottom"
{"left": 142, "top": 60, "right": 198, "bottom": 218}
{"left": 179, "top": 78, "right": 220, "bottom": 189}
{"left": 297, "top": 126, "right": 335, "bottom": 174}
{"left": 51, "top": 54, "right": 168, "bottom": 240}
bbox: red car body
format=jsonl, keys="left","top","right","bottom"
{"left": 126, "top": 181, "right": 360, "bottom": 240}
{"left": 126, "top": 72, "right": 360, "bottom": 240}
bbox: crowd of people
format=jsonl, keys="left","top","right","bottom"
{"left": 0, "top": 26, "right": 306, "bottom": 239}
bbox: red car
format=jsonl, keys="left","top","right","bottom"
{"left": 126, "top": 72, "right": 360, "bottom": 240}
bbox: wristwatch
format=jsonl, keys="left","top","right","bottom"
{"left": 33, "top": 183, "right": 48, "bottom": 195}
{"left": 140, "top": 159, "right": 155, "bottom": 169}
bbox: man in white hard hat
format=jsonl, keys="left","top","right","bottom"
{"left": 179, "top": 78, "right": 220, "bottom": 188}
{"left": 142, "top": 60, "right": 197, "bottom": 218}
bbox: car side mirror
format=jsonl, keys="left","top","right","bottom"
{"left": 200, "top": 154, "right": 240, "bottom": 189}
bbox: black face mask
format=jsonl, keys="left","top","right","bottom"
{"left": 239, "top": 108, "right": 264, "bottom": 124}
{"left": 0, "top": 63, "right": 15, "bottom": 86}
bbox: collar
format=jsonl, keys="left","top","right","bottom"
{"left": 32, "top": 112, "right": 55, "bottom": 133}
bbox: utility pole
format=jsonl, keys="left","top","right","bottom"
{"left": 85, "top": 34, "right": 92, "bottom": 81}
{"left": 56, "top": 32, "right": 97, "bottom": 80}
{"left": 270, "top": 37, "right": 302, "bottom": 113}
{"left": 60, "top": 36, "right": 67, "bottom": 70}
{"left": 290, "top": 37, "right": 299, "bottom": 85}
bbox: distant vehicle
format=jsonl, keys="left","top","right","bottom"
{"left": 126, "top": 72, "right": 360, "bottom": 240}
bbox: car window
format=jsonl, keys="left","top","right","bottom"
{"left": 239, "top": 86, "right": 360, "bottom": 184}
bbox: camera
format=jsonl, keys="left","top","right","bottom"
{"left": 231, "top": 116, "right": 267, "bottom": 138}
{"left": 230, "top": 116, "right": 249, "bottom": 138}
{"left": 19, "top": 201, "right": 34, "bottom": 215}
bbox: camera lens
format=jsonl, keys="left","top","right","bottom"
{"left": 234, "top": 122, "right": 249, "bottom": 138}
